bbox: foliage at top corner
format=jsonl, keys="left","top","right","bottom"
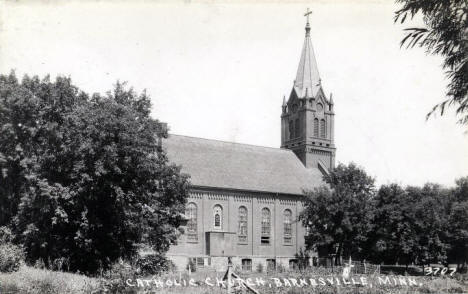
{"left": 0, "top": 71, "right": 190, "bottom": 274}
{"left": 395, "top": 0, "right": 467, "bottom": 125}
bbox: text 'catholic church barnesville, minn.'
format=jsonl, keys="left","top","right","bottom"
{"left": 163, "top": 12, "right": 336, "bottom": 272}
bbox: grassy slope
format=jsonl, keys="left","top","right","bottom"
{"left": 0, "top": 266, "right": 466, "bottom": 294}
{"left": 0, "top": 266, "right": 100, "bottom": 294}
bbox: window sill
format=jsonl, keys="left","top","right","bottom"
{"left": 238, "top": 242, "right": 248, "bottom": 245}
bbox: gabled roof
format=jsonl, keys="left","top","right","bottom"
{"left": 163, "top": 134, "right": 324, "bottom": 195}
{"left": 294, "top": 21, "right": 322, "bottom": 98}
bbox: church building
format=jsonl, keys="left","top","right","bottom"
{"left": 164, "top": 15, "right": 336, "bottom": 272}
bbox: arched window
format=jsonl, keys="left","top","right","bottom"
{"left": 289, "top": 120, "right": 294, "bottom": 140}
{"left": 320, "top": 119, "right": 326, "bottom": 138}
{"left": 238, "top": 206, "right": 248, "bottom": 243}
{"left": 213, "top": 205, "right": 223, "bottom": 230}
{"left": 186, "top": 202, "right": 197, "bottom": 241}
{"left": 261, "top": 208, "right": 271, "bottom": 244}
{"left": 294, "top": 119, "right": 300, "bottom": 138}
{"left": 314, "top": 118, "right": 319, "bottom": 137}
{"left": 284, "top": 209, "right": 292, "bottom": 244}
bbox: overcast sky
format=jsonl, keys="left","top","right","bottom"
{"left": 1, "top": 0, "right": 467, "bottom": 187}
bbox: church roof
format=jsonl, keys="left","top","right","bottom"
{"left": 163, "top": 134, "right": 324, "bottom": 195}
{"left": 294, "top": 21, "right": 321, "bottom": 98}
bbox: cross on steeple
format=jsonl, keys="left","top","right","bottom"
{"left": 304, "top": 8, "right": 312, "bottom": 23}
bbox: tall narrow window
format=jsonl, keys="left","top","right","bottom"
{"left": 294, "top": 119, "right": 300, "bottom": 138}
{"left": 238, "top": 206, "right": 248, "bottom": 243}
{"left": 320, "top": 119, "right": 326, "bottom": 138}
{"left": 186, "top": 202, "right": 197, "bottom": 241}
{"left": 213, "top": 205, "right": 223, "bottom": 230}
{"left": 289, "top": 120, "right": 294, "bottom": 140}
{"left": 242, "top": 259, "right": 252, "bottom": 271}
{"left": 261, "top": 208, "right": 271, "bottom": 245}
{"left": 314, "top": 118, "right": 319, "bottom": 137}
{"left": 284, "top": 209, "right": 292, "bottom": 244}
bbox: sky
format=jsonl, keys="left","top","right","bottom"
{"left": 1, "top": 0, "right": 467, "bottom": 187}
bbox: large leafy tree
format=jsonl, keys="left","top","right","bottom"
{"left": 395, "top": 0, "right": 468, "bottom": 124}
{"left": 0, "top": 72, "right": 189, "bottom": 273}
{"left": 447, "top": 177, "right": 468, "bottom": 268}
{"left": 299, "top": 163, "right": 376, "bottom": 264}
{"left": 406, "top": 184, "right": 451, "bottom": 265}
{"left": 371, "top": 184, "right": 416, "bottom": 265}
{"left": 371, "top": 183, "right": 452, "bottom": 265}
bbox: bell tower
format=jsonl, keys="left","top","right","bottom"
{"left": 281, "top": 9, "right": 336, "bottom": 174}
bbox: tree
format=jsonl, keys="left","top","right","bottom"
{"left": 0, "top": 72, "right": 189, "bottom": 273}
{"left": 405, "top": 184, "right": 451, "bottom": 265}
{"left": 447, "top": 177, "right": 468, "bottom": 269}
{"left": 299, "top": 163, "right": 376, "bottom": 264}
{"left": 372, "top": 183, "right": 452, "bottom": 266}
{"left": 395, "top": 0, "right": 468, "bottom": 125}
{"left": 371, "top": 184, "right": 415, "bottom": 265}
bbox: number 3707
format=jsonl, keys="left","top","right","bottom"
{"left": 424, "top": 267, "right": 457, "bottom": 276}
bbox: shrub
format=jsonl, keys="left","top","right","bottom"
{"left": 186, "top": 259, "right": 196, "bottom": 272}
{"left": 135, "top": 254, "right": 173, "bottom": 276}
{"left": 34, "top": 258, "right": 46, "bottom": 269}
{"left": 0, "top": 226, "right": 14, "bottom": 244}
{"left": 0, "top": 243, "right": 24, "bottom": 272}
{"left": 99, "top": 259, "right": 137, "bottom": 293}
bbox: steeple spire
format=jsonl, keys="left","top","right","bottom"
{"left": 294, "top": 8, "right": 321, "bottom": 98}
{"left": 281, "top": 9, "right": 336, "bottom": 172}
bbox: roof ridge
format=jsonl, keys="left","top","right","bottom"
{"left": 167, "top": 133, "right": 293, "bottom": 153}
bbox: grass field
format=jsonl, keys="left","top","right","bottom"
{"left": 0, "top": 266, "right": 99, "bottom": 293}
{"left": 0, "top": 266, "right": 467, "bottom": 293}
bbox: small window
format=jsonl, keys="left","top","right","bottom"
{"left": 261, "top": 208, "right": 271, "bottom": 245}
{"left": 266, "top": 259, "right": 276, "bottom": 271}
{"left": 213, "top": 205, "right": 223, "bottom": 230}
{"left": 320, "top": 119, "right": 326, "bottom": 138}
{"left": 196, "top": 257, "right": 204, "bottom": 268}
{"left": 289, "top": 259, "right": 299, "bottom": 270}
{"left": 294, "top": 119, "right": 300, "bottom": 138}
{"left": 317, "top": 103, "right": 323, "bottom": 112}
{"left": 292, "top": 104, "right": 298, "bottom": 112}
{"left": 314, "top": 118, "right": 319, "bottom": 137}
{"left": 242, "top": 259, "right": 252, "bottom": 271}
{"left": 289, "top": 120, "right": 294, "bottom": 140}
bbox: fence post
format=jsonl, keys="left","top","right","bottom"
{"left": 227, "top": 257, "right": 233, "bottom": 294}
